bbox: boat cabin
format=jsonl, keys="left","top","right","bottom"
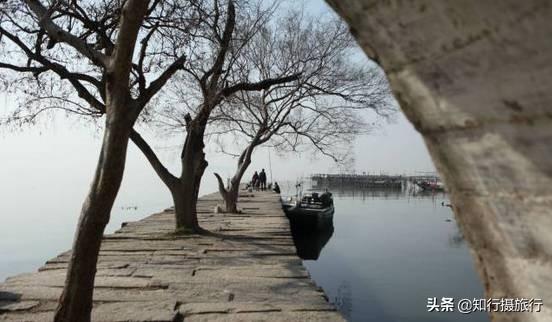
{"left": 299, "top": 192, "right": 333, "bottom": 209}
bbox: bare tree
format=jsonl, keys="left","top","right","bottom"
{"left": 0, "top": 1, "right": 193, "bottom": 320}
{"left": 129, "top": 0, "right": 300, "bottom": 233}
{"left": 211, "top": 12, "right": 393, "bottom": 212}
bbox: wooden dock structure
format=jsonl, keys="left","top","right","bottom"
{"left": 311, "top": 173, "right": 403, "bottom": 189}
{"left": 0, "top": 192, "right": 344, "bottom": 321}
{"left": 311, "top": 173, "right": 441, "bottom": 190}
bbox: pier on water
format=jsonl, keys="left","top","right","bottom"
{"left": 311, "top": 173, "right": 441, "bottom": 190}
{"left": 0, "top": 192, "right": 343, "bottom": 321}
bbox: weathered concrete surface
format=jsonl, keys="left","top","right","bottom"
{"left": 0, "top": 192, "right": 343, "bottom": 321}
{"left": 325, "top": 1, "right": 552, "bottom": 321}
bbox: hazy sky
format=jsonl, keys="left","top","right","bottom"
{"left": 0, "top": 0, "right": 435, "bottom": 280}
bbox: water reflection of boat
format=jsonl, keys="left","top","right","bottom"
{"left": 411, "top": 189, "right": 446, "bottom": 198}
{"left": 289, "top": 221, "right": 334, "bottom": 260}
{"left": 282, "top": 192, "right": 334, "bottom": 231}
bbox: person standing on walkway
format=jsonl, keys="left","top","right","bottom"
{"left": 259, "top": 169, "right": 267, "bottom": 191}
{"left": 252, "top": 171, "right": 259, "bottom": 191}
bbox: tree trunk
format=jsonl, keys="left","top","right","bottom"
{"left": 54, "top": 114, "right": 132, "bottom": 322}
{"left": 171, "top": 181, "right": 199, "bottom": 232}
{"left": 214, "top": 143, "right": 255, "bottom": 213}
{"left": 175, "top": 122, "right": 208, "bottom": 233}
{"left": 225, "top": 184, "right": 240, "bottom": 213}
{"left": 214, "top": 173, "right": 240, "bottom": 213}
{"left": 131, "top": 127, "right": 207, "bottom": 233}
{"left": 130, "top": 114, "right": 209, "bottom": 233}
{"left": 326, "top": 1, "right": 552, "bottom": 322}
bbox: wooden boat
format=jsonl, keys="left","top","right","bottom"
{"left": 415, "top": 180, "right": 445, "bottom": 192}
{"left": 282, "top": 192, "right": 334, "bottom": 231}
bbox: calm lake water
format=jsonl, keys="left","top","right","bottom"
{"left": 1, "top": 175, "right": 488, "bottom": 322}
{"left": 286, "top": 184, "right": 489, "bottom": 322}
{"left": 0, "top": 202, "right": 167, "bottom": 282}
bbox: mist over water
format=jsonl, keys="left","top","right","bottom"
{"left": 0, "top": 106, "right": 435, "bottom": 282}
{"left": 0, "top": 128, "right": 487, "bottom": 322}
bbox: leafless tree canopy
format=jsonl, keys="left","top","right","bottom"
{"left": 206, "top": 9, "right": 395, "bottom": 213}
{"left": 0, "top": 1, "right": 199, "bottom": 320}
{"left": 0, "top": 0, "right": 397, "bottom": 317}
{"left": 154, "top": 0, "right": 297, "bottom": 130}
{"left": 0, "top": 0, "right": 197, "bottom": 126}
{"left": 211, "top": 10, "right": 394, "bottom": 163}
{"left": 125, "top": 0, "right": 306, "bottom": 231}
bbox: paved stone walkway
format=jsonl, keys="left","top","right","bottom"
{"left": 0, "top": 191, "right": 344, "bottom": 321}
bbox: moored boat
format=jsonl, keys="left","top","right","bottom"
{"left": 415, "top": 180, "right": 445, "bottom": 192}
{"left": 283, "top": 192, "right": 334, "bottom": 231}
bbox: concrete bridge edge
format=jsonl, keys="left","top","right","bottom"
{"left": 325, "top": 1, "right": 552, "bottom": 321}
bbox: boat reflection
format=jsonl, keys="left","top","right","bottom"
{"left": 288, "top": 217, "right": 334, "bottom": 260}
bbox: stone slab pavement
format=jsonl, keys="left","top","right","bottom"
{"left": 0, "top": 191, "right": 344, "bottom": 321}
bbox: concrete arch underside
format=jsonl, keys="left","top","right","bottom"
{"left": 325, "top": 1, "right": 552, "bottom": 321}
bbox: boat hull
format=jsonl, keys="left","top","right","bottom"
{"left": 284, "top": 205, "right": 334, "bottom": 231}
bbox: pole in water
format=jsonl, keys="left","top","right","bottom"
{"left": 268, "top": 148, "right": 273, "bottom": 183}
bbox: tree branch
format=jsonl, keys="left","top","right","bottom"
{"left": 214, "top": 172, "right": 228, "bottom": 196}
{"left": 221, "top": 73, "right": 302, "bottom": 97}
{"left": 138, "top": 54, "right": 186, "bottom": 107}
{"left": 109, "top": 0, "right": 150, "bottom": 86}
{"left": 204, "top": 0, "right": 236, "bottom": 92}
{"left": 130, "top": 129, "right": 178, "bottom": 187}
{"left": 0, "top": 62, "right": 47, "bottom": 74}
{"left": 23, "top": 0, "right": 109, "bottom": 67}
